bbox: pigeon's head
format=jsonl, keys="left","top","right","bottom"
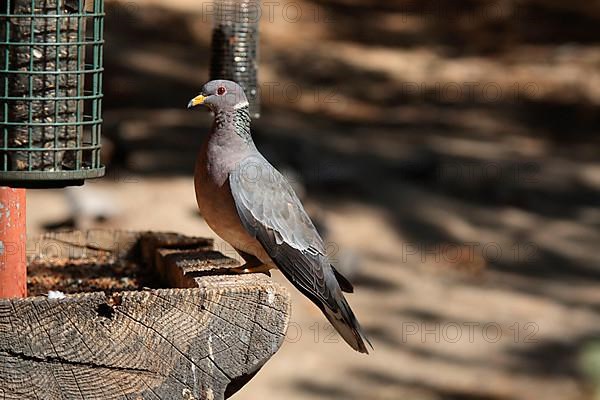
{"left": 187, "top": 80, "right": 249, "bottom": 112}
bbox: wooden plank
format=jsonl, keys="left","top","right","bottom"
{"left": 30, "top": 230, "right": 142, "bottom": 261}
{"left": 0, "top": 230, "right": 291, "bottom": 399}
{"left": 155, "top": 248, "right": 239, "bottom": 289}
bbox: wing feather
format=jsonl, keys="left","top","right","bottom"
{"left": 229, "top": 155, "right": 371, "bottom": 353}
{"left": 229, "top": 156, "right": 336, "bottom": 308}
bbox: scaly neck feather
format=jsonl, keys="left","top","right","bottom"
{"left": 214, "top": 105, "right": 252, "bottom": 143}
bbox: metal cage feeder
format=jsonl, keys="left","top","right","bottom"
{"left": 0, "top": 0, "right": 104, "bottom": 188}
{"left": 210, "top": 0, "right": 260, "bottom": 119}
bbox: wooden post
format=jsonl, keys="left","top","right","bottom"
{"left": 0, "top": 187, "right": 26, "bottom": 298}
{"left": 0, "top": 230, "right": 290, "bottom": 399}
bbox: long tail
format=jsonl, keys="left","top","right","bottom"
{"left": 322, "top": 294, "right": 373, "bottom": 354}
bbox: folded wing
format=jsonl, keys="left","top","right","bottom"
{"left": 229, "top": 156, "right": 371, "bottom": 353}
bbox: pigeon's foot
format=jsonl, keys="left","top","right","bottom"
{"left": 230, "top": 263, "right": 273, "bottom": 276}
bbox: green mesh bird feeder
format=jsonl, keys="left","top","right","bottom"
{"left": 0, "top": 0, "right": 104, "bottom": 188}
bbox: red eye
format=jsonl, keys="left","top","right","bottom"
{"left": 217, "top": 86, "right": 226, "bottom": 96}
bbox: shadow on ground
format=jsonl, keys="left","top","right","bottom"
{"left": 75, "top": 1, "right": 600, "bottom": 399}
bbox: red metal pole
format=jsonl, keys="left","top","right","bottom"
{"left": 0, "top": 187, "right": 27, "bottom": 298}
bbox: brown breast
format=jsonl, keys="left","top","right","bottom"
{"left": 194, "top": 143, "right": 272, "bottom": 264}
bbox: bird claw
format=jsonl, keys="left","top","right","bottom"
{"left": 230, "top": 264, "right": 272, "bottom": 276}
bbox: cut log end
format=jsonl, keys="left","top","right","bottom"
{"left": 0, "top": 230, "right": 291, "bottom": 400}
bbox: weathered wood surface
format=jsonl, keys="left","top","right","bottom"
{"left": 0, "top": 230, "right": 291, "bottom": 400}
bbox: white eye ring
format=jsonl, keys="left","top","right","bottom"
{"left": 217, "top": 86, "right": 227, "bottom": 96}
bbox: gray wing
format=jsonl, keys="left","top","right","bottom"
{"left": 229, "top": 155, "right": 371, "bottom": 353}
{"left": 229, "top": 156, "right": 338, "bottom": 308}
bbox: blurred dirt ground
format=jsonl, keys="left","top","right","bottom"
{"left": 26, "top": 0, "right": 600, "bottom": 399}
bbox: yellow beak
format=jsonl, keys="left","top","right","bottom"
{"left": 187, "top": 94, "right": 206, "bottom": 108}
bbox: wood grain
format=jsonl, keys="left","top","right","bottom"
{"left": 0, "top": 230, "right": 291, "bottom": 400}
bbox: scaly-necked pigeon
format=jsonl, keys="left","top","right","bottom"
{"left": 188, "top": 80, "right": 372, "bottom": 353}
